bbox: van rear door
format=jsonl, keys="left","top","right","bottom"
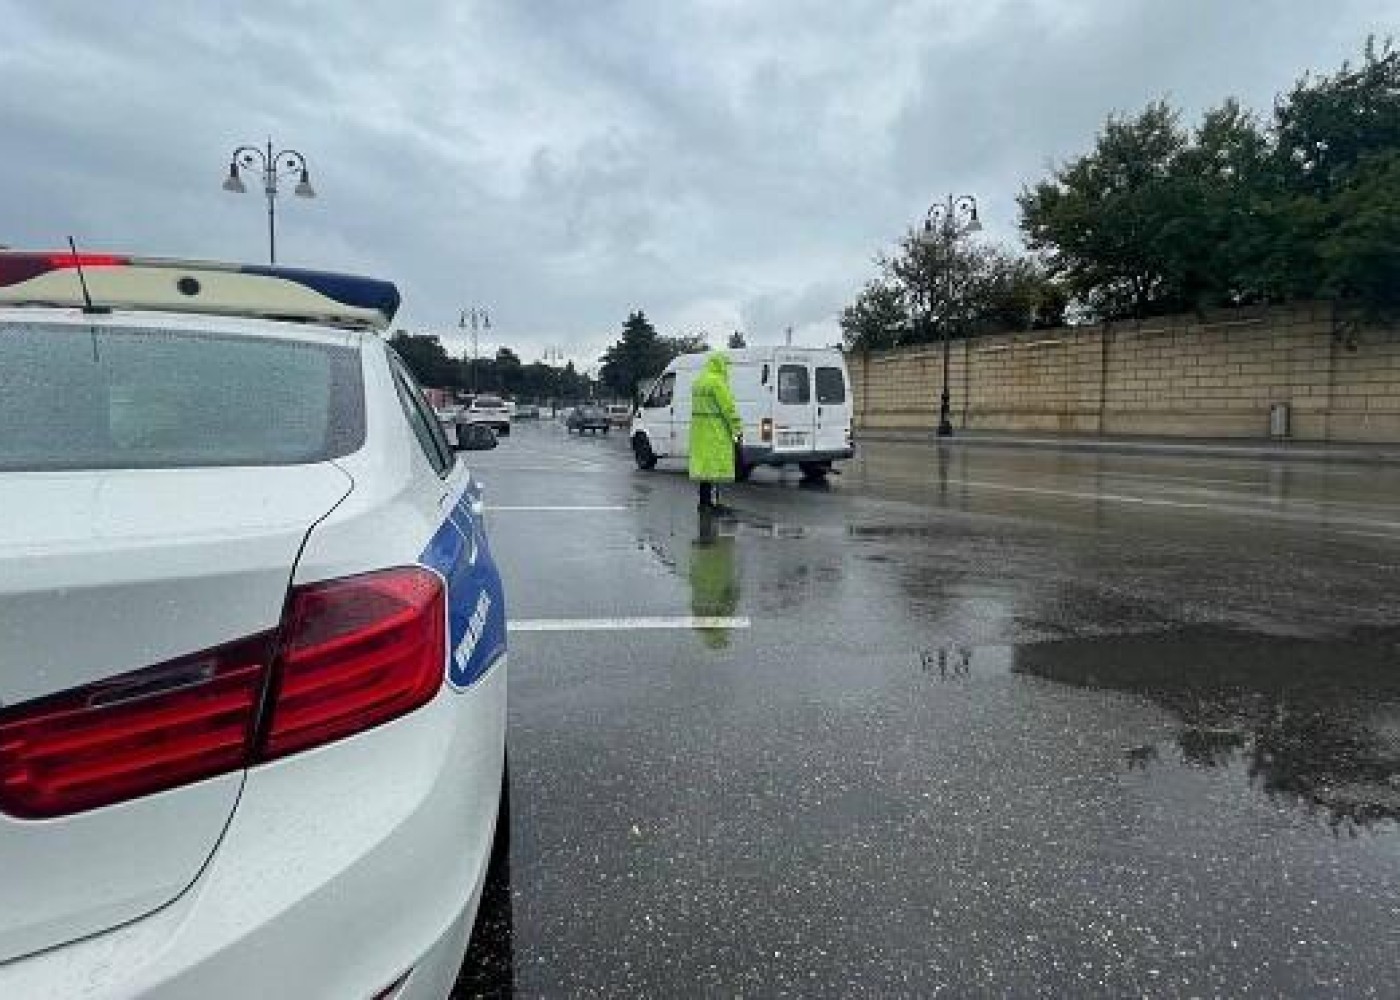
{"left": 814, "top": 360, "right": 852, "bottom": 454}
{"left": 773, "top": 360, "right": 816, "bottom": 454}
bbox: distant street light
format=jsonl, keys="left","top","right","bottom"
{"left": 917, "top": 194, "right": 980, "bottom": 437}
{"left": 222, "top": 140, "right": 316, "bottom": 264}
{"left": 461, "top": 307, "right": 491, "bottom": 395}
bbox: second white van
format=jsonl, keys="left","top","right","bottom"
{"left": 631, "top": 347, "right": 854, "bottom": 481}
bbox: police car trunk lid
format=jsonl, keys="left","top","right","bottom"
{"left": 0, "top": 464, "right": 351, "bottom": 962}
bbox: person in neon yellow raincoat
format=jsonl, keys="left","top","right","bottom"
{"left": 688, "top": 352, "right": 742, "bottom": 509}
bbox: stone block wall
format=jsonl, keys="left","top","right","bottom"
{"left": 848, "top": 304, "right": 1400, "bottom": 442}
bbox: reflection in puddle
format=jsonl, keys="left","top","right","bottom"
{"left": 1014, "top": 627, "right": 1400, "bottom": 834}
{"left": 690, "top": 509, "right": 741, "bottom": 649}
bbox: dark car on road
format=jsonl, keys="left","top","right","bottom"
{"left": 566, "top": 404, "right": 611, "bottom": 434}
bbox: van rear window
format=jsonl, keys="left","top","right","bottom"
{"left": 816, "top": 367, "right": 846, "bottom": 404}
{"left": 777, "top": 365, "right": 810, "bottom": 404}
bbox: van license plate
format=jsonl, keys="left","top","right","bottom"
{"left": 777, "top": 431, "right": 807, "bottom": 448}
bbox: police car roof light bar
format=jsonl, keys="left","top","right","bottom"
{"left": 0, "top": 251, "right": 401, "bottom": 330}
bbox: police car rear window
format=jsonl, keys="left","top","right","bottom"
{"left": 0, "top": 322, "right": 364, "bottom": 471}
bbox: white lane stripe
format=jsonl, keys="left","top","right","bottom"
{"left": 510, "top": 616, "right": 751, "bottom": 632}
{"left": 474, "top": 466, "right": 606, "bottom": 473}
{"left": 953, "top": 479, "right": 1216, "bottom": 509}
{"left": 488, "top": 504, "right": 627, "bottom": 512}
{"left": 1334, "top": 528, "right": 1400, "bottom": 541}
{"left": 950, "top": 478, "right": 1400, "bottom": 531}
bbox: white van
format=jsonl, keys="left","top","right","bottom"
{"left": 630, "top": 347, "right": 854, "bottom": 480}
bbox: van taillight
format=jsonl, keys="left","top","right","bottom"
{"left": 760, "top": 418, "right": 773, "bottom": 443}
{"left": 0, "top": 567, "right": 445, "bottom": 819}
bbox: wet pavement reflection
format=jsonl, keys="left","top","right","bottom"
{"left": 689, "top": 509, "right": 741, "bottom": 650}
{"left": 1014, "top": 627, "right": 1400, "bottom": 834}
{"left": 464, "top": 424, "right": 1400, "bottom": 997}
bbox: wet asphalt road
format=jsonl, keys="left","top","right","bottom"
{"left": 455, "top": 421, "right": 1400, "bottom": 998}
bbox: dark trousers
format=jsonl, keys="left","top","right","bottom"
{"left": 699, "top": 483, "right": 720, "bottom": 507}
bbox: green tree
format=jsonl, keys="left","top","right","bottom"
{"left": 388, "top": 331, "right": 457, "bottom": 387}
{"left": 599, "top": 311, "right": 670, "bottom": 403}
{"left": 1019, "top": 101, "right": 1192, "bottom": 319}
{"left": 1268, "top": 38, "right": 1400, "bottom": 317}
{"left": 599, "top": 314, "right": 709, "bottom": 402}
{"left": 1274, "top": 37, "right": 1400, "bottom": 198}
{"left": 840, "top": 279, "right": 908, "bottom": 349}
{"left": 1017, "top": 39, "right": 1400, "bottom": 322}
{"left": 1317, "top": 150, "right": 1400, "bottom": 319}
{"left": 493, "top": 346, "right": 524, "bottom": 397}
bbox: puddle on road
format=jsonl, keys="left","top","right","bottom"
{"left": 1011, "top": 626, "right": 1400, "bottom": 834}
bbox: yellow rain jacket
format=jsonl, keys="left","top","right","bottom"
{"left": 688, "top": 353, "right": 741, "bottom": 483}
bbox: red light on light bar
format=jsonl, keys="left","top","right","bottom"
{"left": 45, "top": 253, "right": 126, "bottom": 268}
{"left": 0, "top": 251, "right": 128, "bottom": 287}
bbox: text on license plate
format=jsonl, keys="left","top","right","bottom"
{"left": 776, "top": 430, "right": 807, "bottom": 447}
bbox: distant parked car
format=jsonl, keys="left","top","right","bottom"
{"left": 514, "top": 404, "right": 540, "bottom": 419}
{"left": 566, "top": 404, "right": 611, "bottom": 434}
{"left": 462, "top": 395, "right": 511, "bottom": 436}
{"left": 606, "top": 403, "right": 633, "bottom": 428}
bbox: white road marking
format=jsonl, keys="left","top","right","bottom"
{"left": 474, "top": 465, "right": 605, "bottom": 473}
{"left": 510, "top": 616, "right": 752, "bottom": 632}
{"left": 1334, "top": 528, "right": 1400, "bottom": 541}
{"left": 488, "top": 504, "right": 627, "bottom": 512}
{"left": 948, "top": 478, "right": 1400, "bottom": 532}
{"left": 952, "top": 479, "right": 1217, "bottom": 510}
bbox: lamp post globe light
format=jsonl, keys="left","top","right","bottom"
{"left": 917, "top": 194, "right": 980, "bottom": 438}
{"left": 222, "top": 140, "right": 316, "bottom": 264}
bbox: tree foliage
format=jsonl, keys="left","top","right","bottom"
{"left": 388, "top": 332, "right": 597, "bottom": 401}
{"left": 1019, "top": 38, "right": 1400, "bottom": 322}
{"left": 598, "top": 312, "right": 707, "bottom": 402}
{"left": 840, "top": 227, "right": 1062, "bottom": 350}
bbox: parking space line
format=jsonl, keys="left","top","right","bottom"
{"left": 473, "top": 465, "right": 606, "bottom": 473}
{"left": 510, "top": 616, "right": 752, "bottom": 632}
{"left": 489, "top": 504, "right": 627, "bottom": 512}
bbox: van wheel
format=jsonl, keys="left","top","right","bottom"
{"left": 632, "top": 434, "right": 658, "bottom": 470}
{"left": 799, "top": 461, "right": 831, "bottom": 482}
{"left": 735, "top": 459, "right": 753, "bottom": 482}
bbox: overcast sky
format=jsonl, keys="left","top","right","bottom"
{"left": 1, "top": 1, "right": 1388, "bottom": 366}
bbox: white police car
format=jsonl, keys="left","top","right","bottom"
{"left": 0, "top": 252, "right": 507, "bottom": 999}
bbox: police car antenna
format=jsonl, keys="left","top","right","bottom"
{"left": 66, "top": 237, "right": 110, "bottom": 315}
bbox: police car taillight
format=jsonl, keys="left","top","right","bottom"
{"left": 0, "top": 568, "right": 445, "bottom": 818}
{"left": 263, "top": 568, "right": 445, "bottom": 759}
{"left": 0, "top": 636, "right": 270, "bottom": 818}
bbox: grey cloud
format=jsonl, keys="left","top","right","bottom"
{"left": 1, "top": 0, "right": 1388, "bottom": 364}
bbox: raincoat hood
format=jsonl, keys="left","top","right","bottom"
{"left": 703, "top": 353, "right": 730, "bottom": 379}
